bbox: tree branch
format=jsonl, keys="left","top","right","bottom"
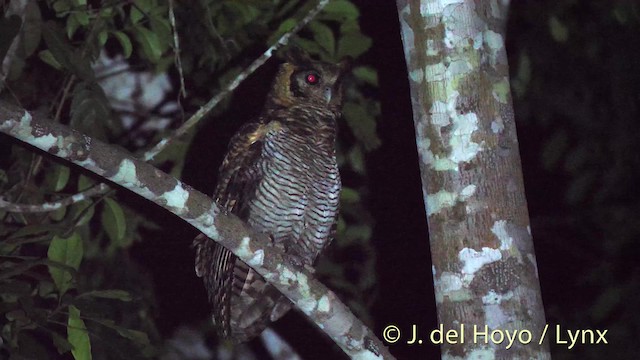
{"left": 142, "top": 0, "right": 331, "bottom": 161}
{"left": 0, "top": 100, "right": 393, "bottom": 360}
{"left": 0, "top": 183, "right": 110, "bottom": 213}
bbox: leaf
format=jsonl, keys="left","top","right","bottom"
{"left": 134, "top": 26, "right": 162, "bottom": 62}
{"left": 78, "top": 174, "right": 95, "bottom": 191}
{"left": 38, "top": 280, "right": 56, "bottom": 298}
{"left": 97, "top": 30, "right": 108, "bottom": 47}
{"left": 21, "top": 1, "right": 43, "bottom": 58}
{"left": 39, "top": 50, "right": 63, "bottom": 70}
{"left": 130, "top": 6, "right": 144, "bottom": 24}
{"left": 67, "top": 305, "right": 92, "bottom": 360}
{"left": 0, "top": 15, "right": 22, "bottom": 63}
{"left": 112, "top": 31, "right": 132, "bottom": 58}
{"left": 340, "top": 187, "right": 360, "bottom": 204}
{"left": 101, "top": 198, "right": 127, "bottom": 246}
{"left": 337, "top": 32, "right": 372, "bottom": 59}
{"left": 71, "top": 200, "right": 95, "bottom": 227}
{"left": 308, "top": 21, "right": 335, "bottom": 56}
{"left": 94, "top": 319, "right": 150, "bottom": 346}
{"left": 51, "top": 331, "right": 73, "bottom": 354}
{"left": 7, "top": 224, "right": 57, "bottom": 240}
{"left": 352, "top": 66, "right": 378, "bottom": 86}
{"left": 53, "top": 0, "right": 72, "bottom": 14}
{"left": 66, "top": 13, "right": 81, "bottom": 38}
{"left": 291, "top": 38, "right": 323, "bottom": 58}
{"left": 48, "top": 232, "right": 83, "bottom": 296}
{"left": 342, "top": 102, "right": 381, "bottom": 151}
{"left": 70, "top": 82, "right": 111, "bottom": 136}
{"left": 115, "top": 328, "right": 150, "bottom": 345}
{"left": 549, "top": 16, "right": 569, "bottom": 42}
{"left": 348, "top": 145, "right": 365, "bottom": 174}
{"left": 78, "top": 289, "right": 132, "bottom": 302}
{"left": 268, "top": 18, "right": 296, "bottom": 44}
{"left": 42, "top": 21, "right": 93, "bottom": 79}
{"left": 322, "top": 0, "right": 359, "bottom": 21}
{"left": 341, "top": 224, "right": 372, "bottom": 245}
{"left": 46, "top": 164, "right": 71, "bottom": 192}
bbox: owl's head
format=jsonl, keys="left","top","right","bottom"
{"left": 268, "top": 48, "right": 350, "bottom": 114}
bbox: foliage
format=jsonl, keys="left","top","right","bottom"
{"left": 0, "top": 0, "right": 380, "bottom": 358}
{"left": 508, "top": 1, "right": 640, "bottom": 359}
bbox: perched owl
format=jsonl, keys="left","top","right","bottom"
{"left": 193, "top": 49, "right": 349, "bottom": 342}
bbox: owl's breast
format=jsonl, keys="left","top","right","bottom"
{"left": 247, "top": 128, "right": 340, "bottom": 263}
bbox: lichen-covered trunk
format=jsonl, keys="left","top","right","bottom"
{"left": 396, "top": 1, "right": 551, "bottom": 359}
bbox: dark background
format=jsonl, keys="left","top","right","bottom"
{"left": 129, "top": 1, "right": 640, "bottom": 359}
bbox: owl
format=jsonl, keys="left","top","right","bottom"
{"left": 193, "top": 49, "right": 349, "bottom": 342}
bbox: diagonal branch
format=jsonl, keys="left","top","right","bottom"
{"left": 0, "top": 100, "right": 394, "bottom": 360}
{"left": 142, "top": 0, "right": 331, "bottom": 161}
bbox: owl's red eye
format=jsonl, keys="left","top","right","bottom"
{"left": 305, "top": 72, "right": 320, "bottom": 85}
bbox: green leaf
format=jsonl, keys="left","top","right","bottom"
{"left": 549, "top": 16, "right": 569, "bottom": 42}
{"left": 342, "top": 224, "right": 372, "bottom": 245}
{"left": 21, "top": 1, "right": 43, "bottom": 58}
{"left": 135, "top": 0, "right": 154, "bottom": 13}
{"left": 340, "top": 187, "right": 360, "bottom": 204}
{"left": 267, "top": 18, "right": 296, "bottom": 44}
{"left": 112, "top": 31, "right": 133, "bottom": 58}
{"left": 71, "top": 200, "right": 95, "bottom": 227}
{"left": 38, "top": 50, "right": 63, "bottom": 70}
{"left": 352, "top": 66, "right": 378, "bottom": 86}
{"left": 51, "top": 331, "right": 73, "bottom": 354}
{"left": 94, "top": 319, "right": 151, "bottom": 345}
{"left": 66, "top": 13, "right": 81, "bottom": 38}
{"left": 102, "top": 198, "right": 127, "bottom": 246}
{"left": 48, "top": 232, "right": 83, "bottom": 296}
{"left": 42, "top": 21, "right": 93, "bottom": 79}
{"left": 46, "top": 165, "right": 71, "bottom": 192}
{"left": 38, "top": 280, "right": 56, "bottom": 298}
{"left": 116, "top": 328, "right": 150, "bottom": 345}
{"left": 309, "top": 21, "right": 335, "bottom": 56}
{"left": 322, "top": 0, "right": 359, "bottom": 20}
{"left": 78, "top": 174, "right": 95, "bottom": 191}
{"left": 67, "top": 305, "right": 91, "bottom": 360}
{"left": 348, "top": 145, "right": 365, "bottom": 174}
{"left": 97, "top": 30, "right": 108, "bottom": 47}
{"left": 342, "top": 102, "right": 380, "bottom": 151}
{"left": 0, "top": 15, "right": 22, "bottom": 64}
{"left": 130, "top": 5, "right": 144, "bottom": 24}
{"left": 291, "top": 38, "right": 323, "bottom": 58}
{"left": 70, "top": 82, "right": 111, "bottom": 136}
{"left": 134, "top": 26, "right": 162, "bottom": 62}
{"left": 337, "top": 32, "right": 372, "bottom": 58}
{"left": 78, "top": 289, "right": 132, "bottom": 302}
{"left": 53, "top": 0, "right": 72, "bottom": 14}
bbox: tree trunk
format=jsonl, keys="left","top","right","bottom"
{"left": 396, "top": 1, "right": 551, "bottom": 358}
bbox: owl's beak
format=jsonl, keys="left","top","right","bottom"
{"left": 323, "top": 87, "right": 333, "bottom": 103}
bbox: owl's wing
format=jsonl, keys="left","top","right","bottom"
{"left": 193, "top": 120, "right": 277, "bottom": 337}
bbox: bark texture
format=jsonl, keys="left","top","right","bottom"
{"left": 396, "top": 1, "right": 551, "bottom": 358}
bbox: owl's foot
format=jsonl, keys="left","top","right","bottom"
{"left": 285, "top": 250, "right": 315, "bottom": 274}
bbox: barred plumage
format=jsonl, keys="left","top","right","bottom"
{"left": 194, "top": 49, "right": 348, "bottom": 342}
